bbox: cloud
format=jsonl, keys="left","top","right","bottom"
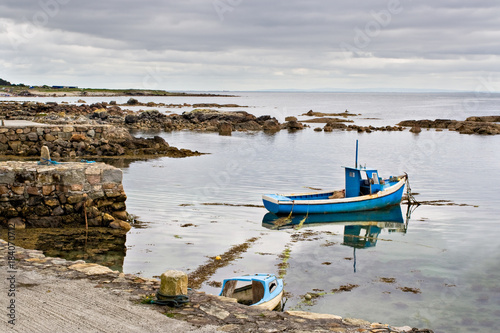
{"left": 1, "top": 0, "right": 500, "bottom": 90}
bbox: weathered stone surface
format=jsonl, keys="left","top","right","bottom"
{"left": 410, "top": 126, "right": 421, "bottom": 133}
{"left": 102, "top": 168, "right": 122, "bottom": 183}
{"left": 8, "top": 217, "right": 25, "bottom": 229}
{"left": 0, "top": 170, "right": 15, "bottom": 183}
{"left": 109, "top": 220, "right": 131, "bottom": 231}
{"left": 287, "top": 311, "right": 343, "bottom": 320}
{"left": 102, "top": 213, "right": 115, "bottom": 223}
{"left": 69, "top": 263, "right": 116, "bottom": 275}
{"left": 44, "top": 133, "right": 57, "bottom": 141}
{"left": 61, "top": 169, "right": 85, "bottom": 184}
{"left": 218, "top": 121, "right": 232, "bottom": 135}
{"left": 343, "top": 317, "right": 371, "bottom": 326}
{"left": 0, "top": 161, "right": 129, "bottom": 229}
{"left": 282, "top": 119, "right": 304, "bottom": 130}
{"left": 8, "top": 140, "right": 21, "bottom": 151}
{"left": 42, "top": 185, "right": 55, "bottom": 195}
{"left": 52, "top": 206, "right": 65, "bottom": 216}
{"left": 27, "top": 132, "right": 38, "bottom": 141}
{"left": 262, "top": 119, "right": 281, "bottom": 131}
{"left": 0, "top": 121, "right": 201, "bottom": 158}
{"left": 27, "top": 186, "right": 41, "bottom": 196}
{"left": 70, "top": 133, "right": 88, "bottom": 142}
{"left": 160, "top": 270, "right": 188, "bottom": 296}
{"left": 199, "top": 304, "right": 231, "bottom": 320}
{"left": 63, "top": 125, "right": 75, "bottom": 133}
{"left": 398, "top": 117, "right": 500, "bottom": 135}
{"left": 0, "top": 185, "right": 8, "bottom": 195}
{"left": 12, "top": 185, "right": 25, "bottom": 195}
{"left": 111, "top": 202, "right": 125, "bottom": 210}
{"left": 67, "top": 194, "right": 84, "bottom": 204}
{"left": 111, "top": 210, "right": 128, "bottom": 221}
{"left": 44, "top": 198, "right": 60, "bottom": 207}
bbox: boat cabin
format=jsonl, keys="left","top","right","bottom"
{"left": 344, "top": 167, "right": 384, "bottom": 197}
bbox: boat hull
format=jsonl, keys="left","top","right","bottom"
{"left": 262, "top": 177, "right": 406, "bottom": 215}
{"left": 253, "top": 289, "right": 284, "bottom": 311}
{"left": 219, "top": 274, "right": 284, "bottom": 311}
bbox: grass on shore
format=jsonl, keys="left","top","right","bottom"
{"left": 0, "top": 85, "right": 231, "bottom": 97}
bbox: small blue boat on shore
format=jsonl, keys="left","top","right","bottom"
{"left": 262, "top": 141, "right": 408, "bottom": 215}
{"left": 219, "top": 273, "right": 284, "bottom": 310}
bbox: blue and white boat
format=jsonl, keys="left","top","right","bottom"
{"left": 262, "top": 142, "right": 408, "bottom": 215}
{"left": 219, "top": 273, "right": 284, "bottom": 310}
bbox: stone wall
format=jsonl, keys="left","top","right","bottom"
{"left": 0, "top": 122, "right": 201, "bottom": 157}
{"left": 0, "top": 161, "right": 130, "bottom": 230}
{"left": 0, "top": 124, "right": 124, "bottom": 157}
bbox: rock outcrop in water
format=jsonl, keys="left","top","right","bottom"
{"left": 398, "top": 116, "right": 500, "bottom": 135}
{"left": 0, "top": 102, "right": 285, "bottom": 133}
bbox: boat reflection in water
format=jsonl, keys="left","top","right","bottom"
{"left": 262, "top": 205, "right": 405, "bottom": 232}
{"left": 262, "top": 205, "right": 409, "bottom": 272}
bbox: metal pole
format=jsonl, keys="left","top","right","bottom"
{"left": 355, "top": 140, "right": 358, "bottom": 168}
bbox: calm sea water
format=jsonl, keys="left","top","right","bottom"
{"left": 3, "top": 92, "right": 500, "bottom": 332}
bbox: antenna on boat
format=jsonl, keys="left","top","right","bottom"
{"left": 355, "top": 140, "right": 359, "bottom": 168}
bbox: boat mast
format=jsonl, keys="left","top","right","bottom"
{"left": 355, "top": 140, "right": 358, "bottom": 168}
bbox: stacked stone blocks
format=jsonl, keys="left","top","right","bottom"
{"left": 0, "top": 125, "right": 117, "bottom": 157}
{"left": 0, "top": 161, "right": 129, "bottom": 229}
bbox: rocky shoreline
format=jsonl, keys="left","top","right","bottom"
{"left": 2, "top": 100, "right": 499, "bottom": 136}
{"left": 0, "top": 239, "right": 431, "bottom": 332}
{"left": 0, "top": 101, "right": 289, "bottom": 133}
{"left": 397, "top": 116, "right": 500, "bottom": 135}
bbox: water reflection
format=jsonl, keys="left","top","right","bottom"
{"left": 262, "top": 205, "right": 408, "bottom": 273}
{"left": 1, "top": 228, "right": 127, "bottom": 271}
{"left": 262, "top": 205, "right": 406, "bottom": 236}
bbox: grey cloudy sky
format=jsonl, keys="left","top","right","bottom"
{"left": 1, "top": 0, "right": 499, "bottom": 91}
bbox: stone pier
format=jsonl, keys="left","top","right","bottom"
{"left": 0, "top": 160, "right": 130, "bottom": 230}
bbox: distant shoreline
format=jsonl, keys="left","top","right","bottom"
{"left": 0, "top": 86, "right": 236, "bottom": 98}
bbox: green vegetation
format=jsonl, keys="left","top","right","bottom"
{"left": 277, "top": 246, "right": 291, "bottom": 278}
{"left": 0, "top": 78, "right": 12, "bottom": 86}
{"left": 0, "top": 77, "right": 231, "bottom": 97}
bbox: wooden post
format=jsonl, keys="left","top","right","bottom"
{"left": 83, "top": 194, "right": 88, "bottom": 230}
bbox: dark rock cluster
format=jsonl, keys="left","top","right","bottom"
{"left": 398, "top": 116, "right": 500, "bottom": 135}
{"left": 123, "top": 109, "right": 283, "bottom": 133}
{"left": 321, "top": 121, "right": 404, "bottom": 133}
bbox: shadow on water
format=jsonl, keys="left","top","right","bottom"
{"left": 0, "top": 227, "right": 127, "bottom": 272}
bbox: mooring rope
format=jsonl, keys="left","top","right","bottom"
{"left": 37, "top": 158, "right": 61, "bottom": 165}
{"left": 405, "top": 173, "right": 420, "bottom": 206}
{"left": 146, "top": 291, "right": 190, "bottom": 307}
